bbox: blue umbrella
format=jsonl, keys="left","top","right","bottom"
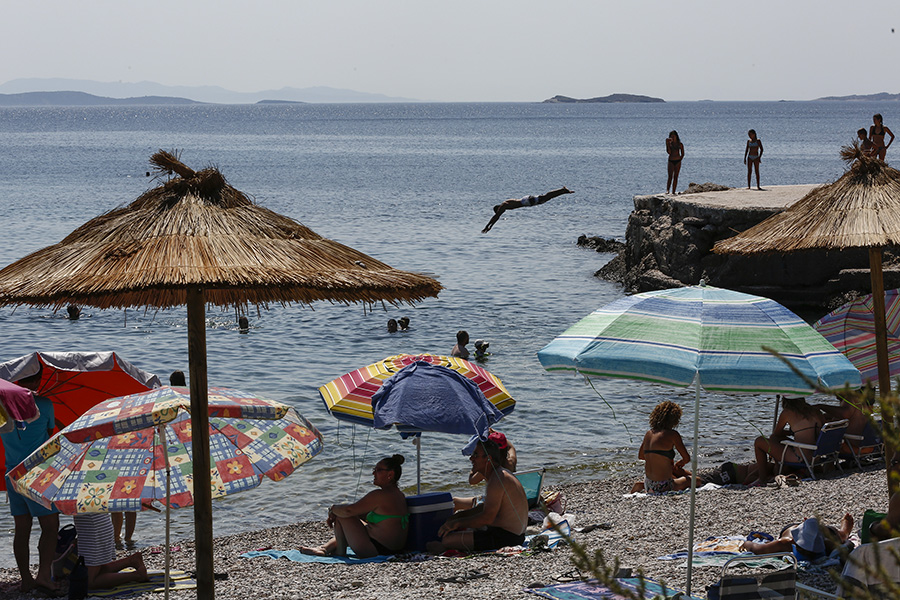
{"left": 537, "top": 283, "right": 860, "bottom": 595}
{"left": 372, "top": 361, "right": 510, "bottom": 492}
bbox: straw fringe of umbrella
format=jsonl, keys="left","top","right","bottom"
{"left": 0, "top": 150, "right": 442, "bottom": 310}
{"left": 715, "top": 144, "right": 900, "bottom": 254}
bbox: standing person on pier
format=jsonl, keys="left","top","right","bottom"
{"left": 744, "top": 129, "right": 764, "bottom": 190}
{"left": 870, "top": 113, "right": 894, "bottom": 161}
{"left": 666, "top": 131, "right": 684, "bottom": 194}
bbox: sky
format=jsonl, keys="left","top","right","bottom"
{"left": 2, "top": 0, "right": 899, "bottom": 102}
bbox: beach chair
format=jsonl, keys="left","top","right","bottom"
{"left": 841, "top": 419, "right": 884, "bottom": 469}
{"left": 778, "top": 419, "right": 848, "bottom": 480}
{"left": 515, "top": 467, "right": 545, "bottom": 509}
{"left": 796, "top": 537, "right": 900, "bottom": 599}
{"left": 709, "top": 552, "right": 797, "bottom": 600}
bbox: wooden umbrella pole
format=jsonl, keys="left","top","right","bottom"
{"left": 869, "top": 248, "right": 896, "bottom": 496}
{"left": 187, "top": 287, "right": 215, "bottom": 598}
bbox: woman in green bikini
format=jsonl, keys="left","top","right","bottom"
{"left": 301, "top": 454, "right": 408, "bottom": 557}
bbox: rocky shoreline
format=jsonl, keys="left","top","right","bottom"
{"left": 591, "top": 184, "right": 900, "bottom": 312}
{"left": 1, "top": 466, "right": 889, "bottom": 599}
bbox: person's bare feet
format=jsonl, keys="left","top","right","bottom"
{"left": 562, "top": 187, "right": 574, "bottom": 194}
{"left": 839, "top": 513, "right": 854, "bottom": 540}
{"left": 300, "top": 545, "right": 332, "bottom": 557}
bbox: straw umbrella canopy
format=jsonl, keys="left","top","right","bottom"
{"left": 0, "top": 150, "right": 442, "bottom": 597}
{"left": 714, "top": 147, "right": 900, "bottom": 495}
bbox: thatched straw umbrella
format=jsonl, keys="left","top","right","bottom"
{"left": 714, "top": 146, "right": 900, "bottom": 492}
{"left": 0, "top": 151, "right": 442, "bottom": 597}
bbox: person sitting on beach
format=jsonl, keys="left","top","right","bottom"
{"left": 301, "top": 455, "right": 408, "bottom": 558}
{"left": 451, "top": 330, "right": 470, "bottom": 359}
{"left": 744, "top": 514, "right": 854, "bottom": 561}
{"left": 481, "top": 187, "right": 574, "bottom": 233}
{"left": 72, "top": 512, "right": 149, "bottom": 590}
{"left": 815, "top": 394, "right": 871, "bottom": 455}
{"left": 429, "top": 437, "right": 528, "bottom": 553}
{"left": 666, "top": 131, "right": 684, "bottom": 194}
{"left": 744, "top": 129, "right": 764, "bottom": 190}
{"left": 858, "top": 128, "right": 877, "bottom": 157}
{"left": 630, "top": 401, "right": 691, "bottom": 494}
{"left": 745, "top": 396, "right": 825, "bottom": 487}
{"left": 453, "top": 430, "right": 516, "bottom": 511}
{"left": 870, "top": 113, "right": 894, "bottom": 161}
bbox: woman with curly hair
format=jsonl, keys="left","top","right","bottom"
{"left": 631, "top": 401, "right": 691, "bottom": 494}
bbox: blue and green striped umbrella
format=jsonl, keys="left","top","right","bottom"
{"left": 538, "top": 284, "right": 860, "bottom": 393}
{"left": 538, "top": 283, "right": 859, "bottom": 595}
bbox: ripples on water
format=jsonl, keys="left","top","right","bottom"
{"left": 0, "top": 101, "right": 875, "bottom": 562}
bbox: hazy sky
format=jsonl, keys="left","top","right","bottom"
{"left": 3, "top": 0, "right": 898, "bottom": 102}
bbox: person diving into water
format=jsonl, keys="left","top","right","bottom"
{"left": 481, "top": 187, "right": 574, "bottom": 233}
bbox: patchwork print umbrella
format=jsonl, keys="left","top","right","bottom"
{"left": 319, "top": 354, "right": 514, "bottom": 426}
{"left": 814, "top": 289, "right": 900, "bottom": 384}
{"left": 9, "top": 386, "right": 324, "bottom": 513}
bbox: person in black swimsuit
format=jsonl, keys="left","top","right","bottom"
{"left": 870, "top": 114, "right": 894, "bottom": 161}
{"left": 666, "top": 131, "right": 684, "bottom": 194}
{"left": 746, "top": 396, "right": 825, "bottom": 487}
{"left": 630, "top": 401, "right": 691, "bottom": 494}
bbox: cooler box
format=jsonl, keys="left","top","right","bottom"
{"left": 405, "top": 492, "right": 454, "bottom": 551}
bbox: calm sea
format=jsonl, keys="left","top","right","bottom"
{"left": 0, "top": 101, "right": 886, "bottom": 564}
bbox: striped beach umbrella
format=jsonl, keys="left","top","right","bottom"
{"left": 537, "top": 283, "right": 859, "bottom": 595}
{"left": 538, "top": 285, "right": 860, "bottom": 393}
{"left": 814, "top": 289, "right": 900, "bottom": 385}
{"left": 319, "top": 354, "right": 514, "bottom": 426}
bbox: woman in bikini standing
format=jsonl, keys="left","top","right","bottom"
{"left": 746, "top": 397, "right": 825, "bottom": 487}
{"left": 870, "top": 113, "right": 894, "bottom": 161}
{"left": 744, "top": 129, "right": 763, "bottom": 190}
{"left": 666, "top": 131, "right": 684, "bottom": 194}
{"left": 631, "top": 401, "right": 691, "bottom": 494}
{"left": 301, "top": 454, "right": 408, "bottom": 557}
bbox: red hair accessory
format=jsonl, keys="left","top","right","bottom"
{"left": 487, "top": 431, "right": 508, "bottom": 450}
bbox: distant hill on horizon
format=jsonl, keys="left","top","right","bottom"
{"left": 0, "top": 78, "right": 420, "bottom": 104}
{"left": 816, "top": 92, "right": 900, "bottom": 102}
{"left": 0, "top": 91, "right": 202, "bottom": 107}
{"left": 543, "top": 93, "right": 664, "bottom": 103}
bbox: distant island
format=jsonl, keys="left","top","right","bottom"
{"left": 816, "top": 92, "right": 900, "bottom": 102}
{"left": 0, "top": 91, "right": 200, "bottom": 107}
{"left": 543, "top": 94, "right": 664, "bottom": 103}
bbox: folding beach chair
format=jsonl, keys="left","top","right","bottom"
{"left": 778, "top": 419, "right": 848, "bottom": 480}
{"left": 841, "top": 419, "right": 884, "bottom": 468}
{"left": 709, "top": 552, "right": 797, "bottom": 600}
{"left": 514, "top": 467, "right": 545, "bottom": 509}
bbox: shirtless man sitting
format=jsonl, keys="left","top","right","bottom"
{"left": 428, "top": 437, "right": 528, "bottom": 553}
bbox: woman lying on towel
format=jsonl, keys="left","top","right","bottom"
{"left": 301, "top": 454, "right": 409, "bottom": 558}
{"left": 630, "top": 401, "right": 691, "bottom": 494}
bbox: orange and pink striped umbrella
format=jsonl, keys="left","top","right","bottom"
{"left": 318, "top": 354, "right": 514, "bottom": 426}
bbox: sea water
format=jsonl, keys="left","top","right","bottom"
{"left": 0, "top": 101, "right": 885, "bottom": 564}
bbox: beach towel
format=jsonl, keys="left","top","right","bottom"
{"left": 86, "top": 570, "right": 196, "bottom": 597}
{"left": 624, "top": 482, "right": 721, "bottom": 498}
{"left": 525, "top": 576, "right": 703, "bottom": 600}
{"left": 241, "top": 549, "right": 395, "bottom": 564}
{"left": 525, "top": 519, "right": 570, "bottom": 551}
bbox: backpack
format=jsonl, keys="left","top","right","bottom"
{"left": 52, "top": 523, "right": 79, "bottom": 581}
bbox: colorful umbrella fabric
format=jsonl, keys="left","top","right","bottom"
{"left": 8, "top": 386, "right": 324, "bottom": 514}
{"left": 0, "top": 378, "right": 38, "bottom": 433}
{"left": 814, "top": 289, "right": 900, "bottom": 384}
{"left": 537, "top": 284, "right": 860, "bottom": 393}
{"left": 319, "top": 354, "right": 514, "bottom": 426}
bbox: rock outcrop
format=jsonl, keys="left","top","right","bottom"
{"left": 597, "top": 185, "right": 900, "bottom": 311}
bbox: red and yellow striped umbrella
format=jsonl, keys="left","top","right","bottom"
{"left": 318, "top": 354, "right": 514, "bottom": 426}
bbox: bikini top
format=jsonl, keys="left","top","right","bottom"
{"left": 748, "top": 140, "right": 760, "bottom": 149}
{"left": 645, "top": 448, "right": 676, "bottom": 459}
{"left": 366, "top": 510, "right": 409, "bottom": 529}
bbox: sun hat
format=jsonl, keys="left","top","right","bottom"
{"left": 791, "top": 518, "right": 825, "bottom": 559}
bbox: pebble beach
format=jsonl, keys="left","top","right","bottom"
{"left": 1, "top": 464, "right": 889, "bottom": 600}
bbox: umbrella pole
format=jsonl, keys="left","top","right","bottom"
{"left": 686, "top": 381, "right": 700, "bottom": 596}
{"left": 187, "top": 287, "right": 214, "bottom": 598}
{"left": 416, "top": 436, "right": 421, "bottom": 495}
{"left": 159, "top": 424, "right": 171, "bottom": 600}
{"left": 870, "top": 248, "right": 896, "bottom": 496}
